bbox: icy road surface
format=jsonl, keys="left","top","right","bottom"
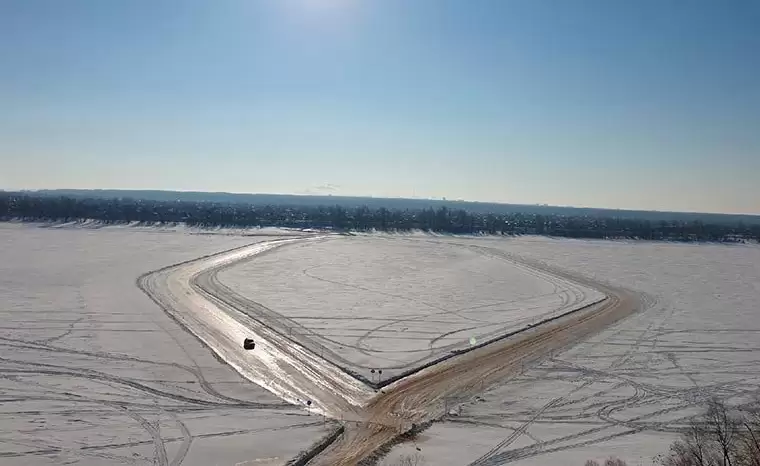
{"left": 0, "top": 224, "right": 337, "bottom": 466}
{"left": 139, "top": 235, "right": 374, "bottom": 418}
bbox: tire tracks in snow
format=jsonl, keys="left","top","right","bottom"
{"left": 468, "top": 397, "right": 564, "bottom": 466}
{"left": 169, "top": 412, "right": 192, "bottom": 466}
{"left": 109, "top": 402, "right": 169, "bottom": 466}
{"left": 0, "top": 336, "right": 282, "bottom": 408}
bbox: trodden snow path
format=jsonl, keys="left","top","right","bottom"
{"left": 138, "top": 236, "right": 374, "bottom": 419}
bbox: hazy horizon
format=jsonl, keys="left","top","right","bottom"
{"left": 2, "top": 1, "right": 758, "bottom": 214}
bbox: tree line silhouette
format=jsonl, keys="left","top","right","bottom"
{"left": 1, "top": 192, "right": 758, "bottom": 242}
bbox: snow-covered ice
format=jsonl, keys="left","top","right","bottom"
{"left": 8, "top": 222, "right": 757, "bottom": 465}
{"left": 380, "top": 236, "right": 760, "bottom": 466}
{"left": 0, "top": 223, "right": 333, "bottom": 466}
{"left": 217, "top": 236, "right": 604, "bottom": 382}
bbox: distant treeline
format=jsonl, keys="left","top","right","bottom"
{"left": 2, "top": 192, "right": 759, "bottom": 242}
{"left": 25, "top": 188, "right": 760, "bottom": 225}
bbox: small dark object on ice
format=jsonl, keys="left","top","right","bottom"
{"left": 243, "top": 338, "right": 256, "bottom": 350}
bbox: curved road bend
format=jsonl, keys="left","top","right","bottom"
{"left": 311, "top": 258, "right": 643, "bottom": 466}
{"left": 138, "top": 237, "right": 374, "bottom": 420}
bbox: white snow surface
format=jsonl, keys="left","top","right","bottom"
{"left": 217, "top": 236, "right": 604, "bottom": 380}
{"left": 380, "top": 236, "right": 760, "bottom": 466}
{"left": 0, "top": 223, "right": 334, "bottom": 466}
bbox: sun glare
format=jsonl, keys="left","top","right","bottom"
{"left": 302, "top": 0, "right": 351, "bottom": 8}
{"left": 291, "top": 0, "right": 358, "bottom": 16}
{"left": 279, "top": 0, "right": 362, "bottom": 31}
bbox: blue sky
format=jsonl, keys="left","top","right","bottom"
{"left": 1, "top": 0, "right": 758, "bottom": 214}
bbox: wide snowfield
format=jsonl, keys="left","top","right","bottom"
{"left": 0, "top": 224, "right": 334, "bottom": 466}
{"left": 217, "top": 236, "right": 603, "bottom": 381}
{"left": 381, "top": 236, "right": 760, "bottom": 466}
